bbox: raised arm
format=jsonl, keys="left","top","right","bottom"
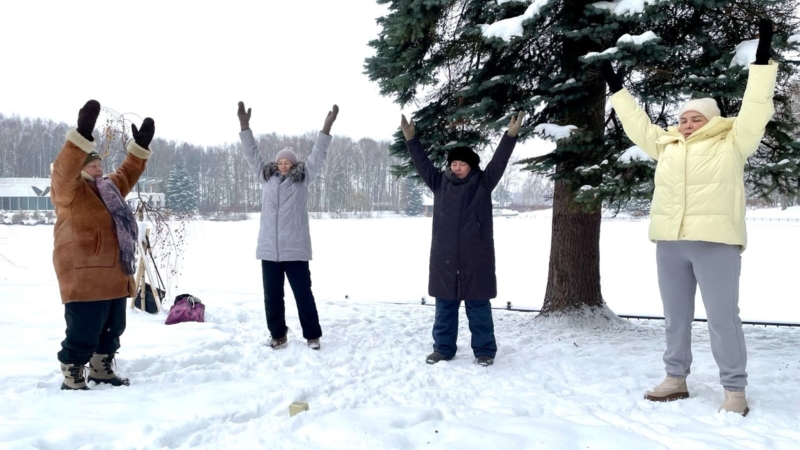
{"left": 237, "top": 101, "right": 268, "bottom": 179}
{"left": 51, "top": 101, "right": 101, "bottom": 207}
{"left": 108, "top": 118, "right": 154, "bottom": 197}
{"left": 730, "top": 19, "right": 778, "bottom": 159}
{"left": 602, "top": 62, "right": 666, "bottom": 160}
{"left": 401, "top": 115, "right": 442, "bottom": 191}
{"left": 306, "top": 105, "right": 338, "bottom": 184}
{"left": 483, "top": 111, "right": 523, "bottom": 191}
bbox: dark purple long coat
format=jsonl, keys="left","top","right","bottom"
{"left": 406, "top": 134, "right": 517, "bottom": 300}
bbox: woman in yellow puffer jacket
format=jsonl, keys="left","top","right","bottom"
{"left": 601, "top": 19, "right": 777, "bottom": 417}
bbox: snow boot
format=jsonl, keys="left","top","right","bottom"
{"left": 718, "top": 390, "right": 749, "bottom": 416}
{"left": 88, "top": 353, "right": 130, "bottom": 387}
{"left": 269, "top": 334, "right": 288, "bottom": 349}
{"left": 426, "top": 352, "right": 452, "bottom": 364}
{"left": 476, "top": 356, "right": 494, "bottom": 367}
{"left": 307, "top": 339, "right": 321, "bottom": 350}
{"left": 60, "top": 363, "right": 90, "bottom": 390}
{"left": 644, "top": 376, "right": 690, "bottom": 402}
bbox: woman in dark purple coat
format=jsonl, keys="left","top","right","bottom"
{"left": 401, "top": 112, "right": 524, "bottom": 366}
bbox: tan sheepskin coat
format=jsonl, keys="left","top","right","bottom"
{"left": 51, "top": 129, "right": 151, "bottom": 303}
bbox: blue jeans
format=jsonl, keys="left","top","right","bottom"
{"left": 432, "top": 298, "right": 497, "bottom": 358}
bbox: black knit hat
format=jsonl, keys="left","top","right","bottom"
{"left": 447, "top": 147, "right": 480, "bottom": 170}
{"left": 83, "top": 151, "right": 101, "bottom": 166}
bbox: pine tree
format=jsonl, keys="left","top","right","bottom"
{"left": 365, "top": 0, "right": 799, "bottom": 316}
{"left": 166, "top": 165, "right": 199, "bottom": 213}
{"left": 405, "top": 178, "right": 425, "bottom": 216}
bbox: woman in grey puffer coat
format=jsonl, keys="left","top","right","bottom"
{"left": 237, "top": 101, "right": 338, "bottom": 350}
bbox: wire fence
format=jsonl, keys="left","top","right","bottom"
{"left": 408, "top": 301, "right": 800, "bottom": 328}
{"left": 500, "top": 214, "right": 800, "bottom": 224}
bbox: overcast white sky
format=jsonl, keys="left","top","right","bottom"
{"left": 0, "top": 0, "right": 552, "bottom": 158}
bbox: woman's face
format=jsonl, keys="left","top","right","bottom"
{"left": 679, "top": 111, "right": 709, "bottom": 138}
{"left": 277, "top": 158, "right": 294, "bottom": 175}
{"left": 83, "top": 160, "right": 103, "bottom": 178}
{"left": 450, "top": 160, "right": 471, "bottom": 179}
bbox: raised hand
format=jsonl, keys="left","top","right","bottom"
{"left": 131, "top": 118, "right": 155, "bottom": 150}
{"left": 755, "top": 18, "right": 774, "bottom": 65}
{"left": 77, "top": 100, "right": 101, "bottom": 141}
{"left": 237, "top": 101, "right": 252, "bottom": 131}
{"left": 400, "top": 115, "right": 415, "bottom": 141}
{"left": 507, "top": 111, "right": 526, "bottom": 137}
{"left": 600, "top": 61, "right": 626, "bottom": 94}
{"left": 322, "top": 104, "right": 339, "bottom": 135}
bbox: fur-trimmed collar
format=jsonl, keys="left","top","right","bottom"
{"left": 263, "top": 161, "right": 306, "bottom": 182}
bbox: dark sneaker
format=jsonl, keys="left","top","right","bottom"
{"left": 307, "top": 339, "right": 321, "bottom": 350}
{"left": 426, "top": 352, "right": 453, "bottom": 364}
{"left": 476, "top": 356, "right": 494, "bottom": 367}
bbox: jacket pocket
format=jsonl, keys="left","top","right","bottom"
{"left": 73, "top": 229, "right": 117, "bottom": 269}
{"left": 475, "top": 213, "right": 483, "bottom": 241}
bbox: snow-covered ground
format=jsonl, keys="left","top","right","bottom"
{"left": 1, "top": 211, "right": 799, "bottom": 449}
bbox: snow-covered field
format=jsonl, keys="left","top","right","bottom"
{"left": 1, "top": 210, "right": 799, "bottom": 449}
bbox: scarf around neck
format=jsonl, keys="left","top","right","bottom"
{"left": 94, "top": 177, "right": 138, "bottom": 275}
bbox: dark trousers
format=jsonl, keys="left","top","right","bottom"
{"left": 261, "top": 260, "right": 322, "bottom": 340}
{"left": 432, "top": 298, "right": 497, "bottom": 358}
{"left": 58, "top": 297, "right": 127, "bottom": 365}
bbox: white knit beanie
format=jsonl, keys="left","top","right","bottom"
{"left": 275, "top": 147, "right": 298, "bottom": 165}
{"left": 678, "top": 98, "right": 721, "bottom": 121}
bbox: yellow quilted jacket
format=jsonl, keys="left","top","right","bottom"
{"left": 611, "top": 63, "right": 778, "bottom": 251}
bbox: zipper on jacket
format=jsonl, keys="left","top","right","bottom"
{"left": 455, "top": 186, "right": 463, "bottom": 300}
{"left": 275, "top": 180, "right": 280, "bottom": 262}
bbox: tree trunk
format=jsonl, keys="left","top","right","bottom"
{"left": 540, "top": 179, "right": 604, "bottom": 313}
{"left": 540, "top": 1, "right": 606, "bottom": 315}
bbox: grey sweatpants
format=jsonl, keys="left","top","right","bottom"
{"left": 656, "top": 240, "right": 747, "bottom": 390}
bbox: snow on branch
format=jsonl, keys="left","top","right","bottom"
{"left": 591, "top": 0, "right": 666, "bottom": 15}
{"left": 534, "top": 124, "right": 577, "bottom": 141}
{"left": 481, "top": 0, "right": 551, "bottom": 41}
{"left": 582, "top": 47, "right": 620, "bottom": 61}
{"left": 582, "top": 32, "right": 658, "bottom": 60}
{"left": 617, "top": 31, "right": 659, "bottom": 46}
{"left": 618, "top": 145, "right": 654, "bottom": 163}
{"left": 730, "top": 39, "right": 758, "bottom": 68}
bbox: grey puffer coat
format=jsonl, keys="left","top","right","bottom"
{"left": 406, "top": 133, "right": 517, "bottom": 300}
{"left": 239, "top": 129, "right": 331, "bottom": 261}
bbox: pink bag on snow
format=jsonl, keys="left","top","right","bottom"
{"left": 165, "top": 294, "right": 205, "bottom": 325}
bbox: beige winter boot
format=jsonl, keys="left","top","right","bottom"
{"left": 88, "top": 354, "right": 130, "bottom": 387}
{"left": 718, "top": 390, "right": 749, "bottom": 416}
{"left": 644, "top": 376, "right": 690, "bottom": 402}
{"left": 60, "top": 363, "right": 90, "bottom": 390}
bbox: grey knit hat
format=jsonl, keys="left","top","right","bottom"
{"left": 275, "top": 147, "right": 298, "bottom": 165}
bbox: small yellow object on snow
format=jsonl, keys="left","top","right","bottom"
{"left": 289, "top": 402, "right": 309, "bottom": 417}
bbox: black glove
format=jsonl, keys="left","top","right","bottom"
{"left": 131, "top": 118, "right": 155, "bottom": 150}
{"left": 755, "top": 19, "right": 774, "bottom": 65}
{"left": 600, "top": 61, "right": 625, "bottom": 94}
{"left": 76, "top": 100, "right": 101, "bottom": 141}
